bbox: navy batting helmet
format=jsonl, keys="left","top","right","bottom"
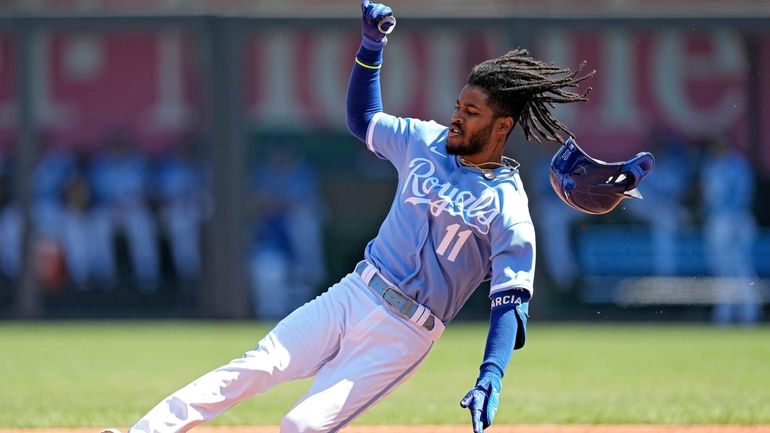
{"left": 549, "top": 137, "right": 655, "bottom": 215}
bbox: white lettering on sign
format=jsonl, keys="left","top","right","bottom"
{"left": 653, "top": 29, "right": 744, "bottom": 134}
{"left": 599, "top": 28, "right": 643, "bottom": 132}
{"left": 63, "top": 33, "right": 103, "bottom": 81}
{"left": 34, "top": 31, "right": 75, "bottom": 129}
{"left": 427, "top": 30, "right": 464, "bottom": 121}
{"left": 381, "top": 36, "right": 416, "bottom": 119}
{"left": 250, "top": 30, "right": 307, "bottom": 127}
{"left": 313, "top": 30, "right": 347, "bottom": 126}
{"left": 145, "top": 29, "right": 192, "bottom": 131}
{"left": 540, "top": 29, "right": 576, "bottom": 128}
{"left": 0, "top": 25, "right": 758, "bottom": 163}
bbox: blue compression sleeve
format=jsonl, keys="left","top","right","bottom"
{"left": 479, "top": 289, "right": 530, "bottom": 380}
{"left": 346, "top": 44, "right": 384, "bottom": 142}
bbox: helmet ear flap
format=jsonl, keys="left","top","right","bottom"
{"left": 622, "top": 152, "right": 655, "bottom": 189}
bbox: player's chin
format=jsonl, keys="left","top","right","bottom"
{"left": 446, "top": 135, "right": 465, "bottom": 154}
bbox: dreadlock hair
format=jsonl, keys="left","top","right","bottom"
{"left": 467, "top": 48, "right": 595, "bottom": 144}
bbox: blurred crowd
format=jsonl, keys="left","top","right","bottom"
{"left": 0, "top": 128, "right": 764, "bottom": 324}
{"left": 0, "top": 133, "right": 327, "bottom": 320}
{"left": 0, "top": 132, "right": 210, "bottom": 295}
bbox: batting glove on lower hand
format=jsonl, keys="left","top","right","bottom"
{"left": 460, "top": 373, "right": 501, "bottom": 433}
{"left": 360, "top": 0, "right": 395, "bottom": 50}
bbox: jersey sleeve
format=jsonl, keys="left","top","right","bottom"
{"left": 365, "top": 112, "right": 446, "bottom": 168}
{"left": 489, "top": 221, "right": 536, "bottom": 297}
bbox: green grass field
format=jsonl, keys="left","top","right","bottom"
{"left": 1, "top": 321, "right": 769, "bottom": 428}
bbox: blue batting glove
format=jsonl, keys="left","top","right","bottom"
{"left": 360, "top": 0, "right": 395, "bottom": 50}
{"left": 459, "top": 373, "right": 501, "bottom": 433}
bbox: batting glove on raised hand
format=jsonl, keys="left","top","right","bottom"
{"left": 360, "top": 0, "right": 396, "bottom": 50}
{"left": 460, "top": 373, "right": 501, "bottom": 433}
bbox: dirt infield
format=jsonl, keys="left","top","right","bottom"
{"left": 5, "top": 426, "right": 770, "bottom": 433}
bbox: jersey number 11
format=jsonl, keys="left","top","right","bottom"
{"left": 436, "top": 223, "right": 472, "bottom": 262}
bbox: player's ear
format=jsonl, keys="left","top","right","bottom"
{"left": 496, "top": 115, "right": 514, "bottom": 136}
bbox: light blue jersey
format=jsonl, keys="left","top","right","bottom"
{"left": 364, "top": 112, "right": 536, "bottom": 323}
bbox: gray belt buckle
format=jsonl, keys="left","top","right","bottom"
{"left": 382, "top": 287, "right": 411, "bottom": 316}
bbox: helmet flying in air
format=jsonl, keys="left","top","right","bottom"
{"left": 549, "top": 137, "right": 655, "bottom": 215}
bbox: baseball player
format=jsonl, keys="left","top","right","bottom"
{"left": 101, "top": 2, "right": 611, "bottom": 432}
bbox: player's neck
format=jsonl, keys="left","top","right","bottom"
{"left": 459, "top": 147, "right": 505, "bottom": 168}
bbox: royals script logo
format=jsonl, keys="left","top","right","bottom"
{"left": 402, "top": 158, "right": 500, "bottom": 234}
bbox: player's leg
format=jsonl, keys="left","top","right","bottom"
{"left": 128, "top": 277, "right": 356, "bottom": 433}
{"left": 538, "top": 199, "right": 580, "bottom": 289}
{"left": 250, "top": 248, "right": 292, "bottom": 320}
{"left": 280, "top": 277, "right": 444, "bottom": 433}
{"left": 124, "top": 205, "right": 160, "bottom": 290}
{"left": 0, "top": 205, "right": 22, "bottom": 280}
{"left": 731, "top": 214, "right": 761, "bottom": 325}
{"left": 91, "top": 207, "right": 117, "bottom": 284}
{"left": 163, "top": 201, "right": 201, "bottom": 280}
{"left": 650, "top": 209, "right": 679, "bottom": 276}
{"left": 60, "top": 210, "right": 91, "bottom": 288}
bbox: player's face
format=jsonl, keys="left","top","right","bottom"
{"left": 447, "top": 85, "right": 498, "bottom": 156}
{"left": 450, "top": 121, "right": 494, "bottom": 156}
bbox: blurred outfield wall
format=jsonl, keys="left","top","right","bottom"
{"left": 0, "top": 7, "right": 768, "bottom": 319}
{"left": 0, "top": 23, "right": 769, "bottom": 165}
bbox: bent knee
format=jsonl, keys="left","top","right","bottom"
{"left": 280, "top": 411, "right": 333, "bottom": 433}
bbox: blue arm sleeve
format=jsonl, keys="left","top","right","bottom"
{"left": 346, "top": 45, "right": 384, "bottom": 142}
{"left": 479, "top": 289, "right": 530, "bottom": 380}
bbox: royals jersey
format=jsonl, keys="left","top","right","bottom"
{"left": 364, "top": 112, "right": 536, "bottom": 324}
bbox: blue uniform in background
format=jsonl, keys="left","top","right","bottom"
{"left": 701, "top": 147, "right": 760, "bottom": 325}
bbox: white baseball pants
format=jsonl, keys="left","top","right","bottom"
{"left": 129, "top": 269, "right": 444, "bottom": 433}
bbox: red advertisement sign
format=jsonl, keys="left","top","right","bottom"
{"left": 530, "top": 27, "right": 752, "bottom": 160}
{"left": 0, "top": 25, "right": 766, "bottom": 171}
{"left": 0, "top": 33, "right": 16, "bottom": 152}
{"left": 0, "top": 29, "right": 199, "bottom": 152}
{"left": 759, "top": 35, "right": 770, "bottom": 169}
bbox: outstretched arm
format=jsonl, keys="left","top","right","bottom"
{"left": 461, "top": 288, "right": 530, "bottom": 433}
{"left": 346, "top": 0, "right": 395, "bottom": 142}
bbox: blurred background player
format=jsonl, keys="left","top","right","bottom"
{"left": 625, "top": 127, "right": 692, "bottom": 276}
{"left": 247, "top": 143, "right": 326, "bottom": 320}
{"left": 58, "top": 152, "right": 99, "bottom": 290}
{"left": 531, "top": 143, "right": 585, "bottom": 291}
{"left": 700, "top": 135, "right": 761, "bottom": 326}
{"left": 89, "top": 132, "right": 159, "bottom": 292}
{"left": 0, "top": 158, "right": 21, "bottom": 286}
{"left": 153, "top": 135, "right": 209, "bottom": 284}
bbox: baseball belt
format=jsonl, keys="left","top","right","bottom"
{"left": 355, "top": 261, "right": 436, "bottom": 331}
